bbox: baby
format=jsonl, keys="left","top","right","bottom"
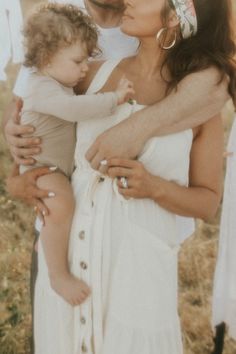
{"left": 20, "top": 3, "right": 134, "bottom": 306}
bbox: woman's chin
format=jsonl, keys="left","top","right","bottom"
{"left": 120, "top": 23, "right": 137, "bottom": 37}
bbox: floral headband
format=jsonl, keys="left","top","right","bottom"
{"left": 170, "top": 0, "right": 198, "bottom": 39}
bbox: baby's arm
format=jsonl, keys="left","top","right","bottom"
{"left": 30, "top": 77, "right": 134, "bottom": 123}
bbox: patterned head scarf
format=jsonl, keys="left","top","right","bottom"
{"left": 170, "top": 0, "right": 198, "bottom": 39}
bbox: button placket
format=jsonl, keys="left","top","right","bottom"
{"left": 80, "top": 316, "right": 86, "bottom": 325}
{"left": 79, "top": 230, "right": 85, "bottom": 240}
{"left": 81, "top": 341, "right": 88, "bottom": 353}
{"left": 76, "top": 217, "right": 92, "bottom": 354}
{"left": 80, "top": 261, "right": 88, "bottom": 270}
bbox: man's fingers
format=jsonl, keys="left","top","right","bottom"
{"left": 31, "top": 166, "right": 57, "bottom": 179}
{"left": 34, "top": 187, "right": 55, "bottom": 200}
{"left": 32, "top": 199, "right": 48, "bottom": 226}
{"left": 10, "top": 135, "right": 41, "bottom": 148}
{"left": 6, "top": 121, "right": 35, "bottom": 136}
{"left": 13, "top": 155, "right": 36, "bottom": 166}
{"left": 32, "top": 198, "right": 49, "bottom": 218}
{"left": 11, "top": 145, "right": 41, "bottom": 157}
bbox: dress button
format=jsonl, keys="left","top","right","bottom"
{"left": 81, "top": 343, "right": 88, "bottom": 352}
{"left": 80, "top": 316, "right": 86, "bottom": 325}
{"left": 99, "top": 177, "right": 105, "bottom": 182}
{"left": 79, "top": 231, "right": 85, "bottom": 240}
{"left": 80, "top": 261, "right": 88, "bottom": 270}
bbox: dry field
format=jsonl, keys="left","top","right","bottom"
{"left": 0, "top": 1, "right": 236, "bottom": 353}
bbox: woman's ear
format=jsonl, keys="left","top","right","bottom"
{"left": 167, "top": 9, "right": 179, "bottom": 29}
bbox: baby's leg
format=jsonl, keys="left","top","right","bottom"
{"left": 37, "top": 172, "right": 90, "bottom": 306}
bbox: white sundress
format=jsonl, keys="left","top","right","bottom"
{"left": 34, "top": 59, "right": 193, "bottom": 354}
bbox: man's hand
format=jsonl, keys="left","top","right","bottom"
{"left": 6, "top": 165, "right": 56, "bottom": 217}
{"left": 4, "top": 98, "right": 41, "bottom": 165}
{"left": 85, "top": 117, "right": 147, "bottom": 173}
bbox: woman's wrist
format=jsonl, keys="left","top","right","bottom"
{"left": 147, "top": 174, "right": 166, "bottom": 203}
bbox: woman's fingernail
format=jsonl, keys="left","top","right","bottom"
{"left": 48, "top": 192, "right": 56, "bottom": 197}
{"left": 42, "top": 210, "right": 46, "bottom": 216}
{"left": 28, "top": 127, "right": 34, "bottom": 133}
{"left": 49, "top": 166, "right": 57, "bottom": 171}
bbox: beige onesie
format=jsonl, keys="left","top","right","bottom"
{"left": 20, "top": 73, "right": 118, "bottom": 177}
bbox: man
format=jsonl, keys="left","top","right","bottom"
{"left": 2, "top": 0, "right": 229, "bottom": 353}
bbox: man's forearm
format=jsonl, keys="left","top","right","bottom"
{"left": 130, "top": 67, "right": 229, "bottom": 138}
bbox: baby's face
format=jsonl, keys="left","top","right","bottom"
{"left": 45, "top": 41, "right": 89, "bottom": 88}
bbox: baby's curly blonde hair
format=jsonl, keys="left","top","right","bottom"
{"left": 23, "top": 3, "right": 99, "bottom": 69}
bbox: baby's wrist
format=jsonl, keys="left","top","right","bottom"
{"left": 115, "top": 91, "right": 122, "bottom": 105}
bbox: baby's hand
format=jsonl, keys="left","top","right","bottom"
{"left": 116, "top": 76, "right": 135, "bottom": 105}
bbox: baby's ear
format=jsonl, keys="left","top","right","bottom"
{"left": 167, "top": 9, "right": 180, "bottom": 29}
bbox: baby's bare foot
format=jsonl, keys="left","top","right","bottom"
{"left": 50, "top": 272, "right": 91, "bottom": 306}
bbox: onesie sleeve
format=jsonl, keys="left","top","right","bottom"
{"left": 27, "top": 76, "right": 118, "bottom": 122}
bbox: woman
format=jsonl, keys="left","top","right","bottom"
{"left": 33, "top": 0, "right": 236, "bottom": 353}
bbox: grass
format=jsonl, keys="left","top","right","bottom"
{"left": 0, "top": 0, "right": 236, "bottom": 353}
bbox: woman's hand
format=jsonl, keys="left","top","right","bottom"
{"left": 4, "top": 98, "right": 41, "bottom": 165}
{"left": 6, "top": 165, "right": 56, "bottom": 222}
{"left": 107, "top": 158, "right": 159, "bottom": 199}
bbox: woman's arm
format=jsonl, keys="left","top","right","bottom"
{"left": 108, "top": 115, "right": 224, "bottom": 221}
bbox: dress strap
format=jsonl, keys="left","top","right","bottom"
{"left": 86, "top": 59, "right": 122, "bottom": 94}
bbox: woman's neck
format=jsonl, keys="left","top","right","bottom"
{"left": 134, "top": 38, "right": 165, "bottom": 80}
{"left": 84, "top": 0, "right": 123, "bottom": 28}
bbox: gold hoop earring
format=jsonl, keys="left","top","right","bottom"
{"left": 156, "top": 27, "right": 177, "bottom": 50}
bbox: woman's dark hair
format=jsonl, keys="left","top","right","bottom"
{"left": 162, "top": 0, "right": 236, "bottom": 106}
